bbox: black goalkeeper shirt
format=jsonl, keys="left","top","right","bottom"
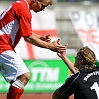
{"left": 58, "top": 66, "right": 99, "bottom": 99}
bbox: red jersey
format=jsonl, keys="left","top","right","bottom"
{"left": 0, "top": 0, "right": 32, "bottom": 53}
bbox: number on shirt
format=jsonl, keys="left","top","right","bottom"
{"left": 90, "top": 82, "right": 99, "bottom": 99}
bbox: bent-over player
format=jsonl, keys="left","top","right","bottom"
{"left": 0, "top": 0, "right": 66, "bottom": 99}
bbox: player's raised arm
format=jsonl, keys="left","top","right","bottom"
{"left": 57, "top": 44, "right": 76, "bottom": 74}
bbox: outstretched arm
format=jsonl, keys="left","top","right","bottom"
{"left": 32, "top": 33, "right": 51, "bottom": 43}
{"left": 57, "top": 44, "right": 76, "bottom": 74}
{"left": 24, "top": 33, "right": 66, "bottom": 53}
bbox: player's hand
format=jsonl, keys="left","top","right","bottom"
{"left": 40, "top": 34, "right": 51, "bottom": 43}
{"left": 50, "top": 39, "right": 66, "bottom": 52}
{"left": 57, "top": 44, "right": 68, "bottom": 59}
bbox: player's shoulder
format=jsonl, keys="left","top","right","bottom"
{"left": 67, "top": 71, "right": 80, "bottom": 81}
{"left": 12, "top": 1, "right": 29, "bottom": 12}
{"left": 11, "top": 0, "right": 31, "bottom": 18}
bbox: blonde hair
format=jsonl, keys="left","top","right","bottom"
{"left": 77, "top": 46, "right": 96, "bottom": 69}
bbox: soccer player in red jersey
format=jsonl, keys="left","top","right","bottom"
{"left": 52, "top": 45, "right": 99, "bottom": 99}
{"left": 0, "top": 0, "right": 66, "bottom": 99}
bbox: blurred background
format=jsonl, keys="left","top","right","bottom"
{"left": 0, "top": 0, "right": 99, "bottom": 99}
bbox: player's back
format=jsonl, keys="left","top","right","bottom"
{"left": 73, "top": 66, "right": 99, "bottom": 99}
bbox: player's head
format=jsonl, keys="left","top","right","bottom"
{"left": 29, "top": 0, "right": 52, "bottom": 12}
{"left": 74, "top": 46, "right": 96, "bottom": 69}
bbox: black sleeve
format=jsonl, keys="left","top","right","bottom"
{"left": 58, "top": 72, "right": 79, "bottom": 99}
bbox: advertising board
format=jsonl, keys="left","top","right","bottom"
{"left": 0, "top": 56, "right": 75, "bottom": 93}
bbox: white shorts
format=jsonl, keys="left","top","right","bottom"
{"left": 0, "top": 50, "right": 29, "bottom": 82}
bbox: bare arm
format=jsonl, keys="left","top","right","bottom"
{"left": 32, "top": 32, "right": 51, "bottom": 42}
{"left": 24, "top": 33, "right": 66, "bottom": 52}
{"left": 32, "top": 32, "right": 41, "bottom": 38}
{"left": 57, "top": 44, "right": 76, "bottom": 74}
{"left": 60, "top": 52, "right": 76, "bottom": 74}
